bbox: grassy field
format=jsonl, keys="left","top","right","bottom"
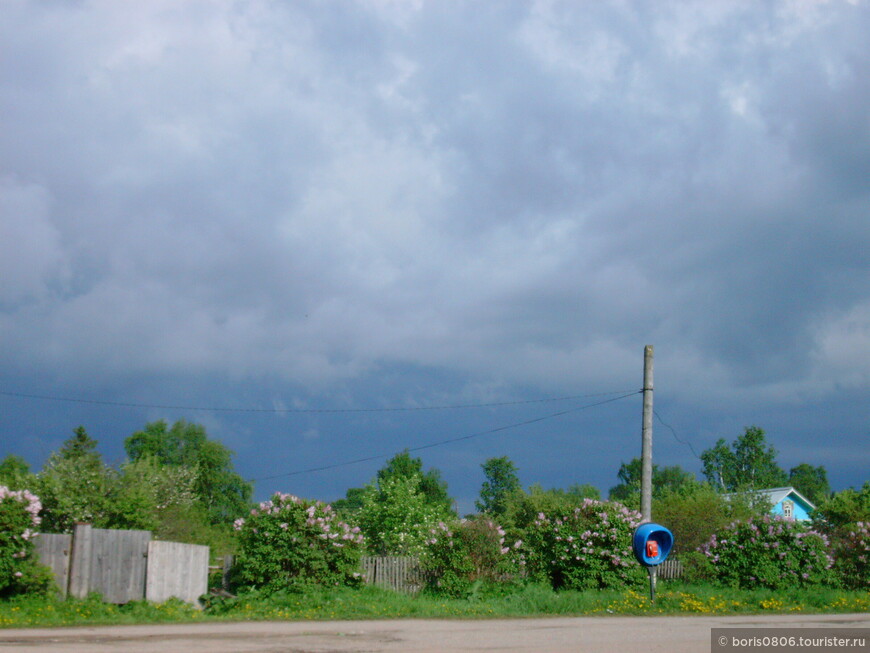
{"left": 1, "top": 582, "right": 868, "bottom": 628}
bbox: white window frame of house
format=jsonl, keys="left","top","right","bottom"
{"left": 782, "top": 499, "right": 794, "bottom": 520}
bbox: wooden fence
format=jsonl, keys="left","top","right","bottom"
{"left": 145, "top": 540, "right": 210, "bottom": 604}
{"left": 656, "top": 556, "right": 683, "bottom": 581}
{"left": 33, "top": 524, "right": 208, "bottom": 606}
{"left": 361, "top": 556, "right": 424, "bottom": 594}
{"left": 357, "top": 555, "right": 684, "bottom": 595}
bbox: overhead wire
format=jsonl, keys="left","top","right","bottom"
{"left": 654, "top": 408, "right": 701, "bottom": 459}
{"left": 0, "top": 389, "right": 637, "bottom": 414}
{"left": 1, "top": 387, "right": 646, "bottom": 482}
{"left": 252, "top": 390, "right": 642, "bottom": 482}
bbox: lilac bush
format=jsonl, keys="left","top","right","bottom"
{"left": 420, "top": 516, "right": 523, "bottom": 597}
{"left": 701, "top": 515, "right": 833, "bottom": 590}
{"left": 0, "top": 486, "right": 52, "bottom": 597}
{"left": 233, "top": 493, "right": 364, "bottom": 593}
{"left": 524, "top": 499, "right": 645, "bottom": 590}
{"left": 832, "top": 521, "right": 869, "bottom": 590}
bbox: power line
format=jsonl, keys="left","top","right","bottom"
{"left": 654, "top": 408, "right": 701, "bottom": 459}
{"left": 0, "top": 389, "right": 637, "bottom": 415}
{"left": 253, "top": 390, "right": 642, "bottom": 482}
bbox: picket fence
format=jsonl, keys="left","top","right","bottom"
{"left": 656, "top": 556, "right": 683, "bottom": 580}
{"left": 359, "top": 555, "right": 684, "bottom": 595}
{"left": 33, "top": 523, "right": 209, "bottom": 606}
{"left": 361, "top": 556, "right": 424, "bottom": 594}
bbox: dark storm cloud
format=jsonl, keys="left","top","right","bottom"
{"left": 1, "top": 0, "right": 867, "bottom": 501}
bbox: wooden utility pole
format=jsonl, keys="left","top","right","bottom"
{"left": 641, "top": 345, "right": 654, "bottom": 522}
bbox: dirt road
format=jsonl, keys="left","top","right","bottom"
{"left": 1, "top": 613, "right": 867, "bottom": 652}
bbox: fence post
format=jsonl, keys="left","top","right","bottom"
{"left": 67, "top": 523, "right": 93, "bottom": 599}
{"left": 222, "top": 554, "right": 234, "bottom": 591}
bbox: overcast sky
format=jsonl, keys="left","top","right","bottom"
{"left": 1, "top": 0, "right": 868, "bottom": 513}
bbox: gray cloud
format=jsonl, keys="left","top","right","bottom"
{"left": 1, "top": 1, "right": 868, "bottom": 499}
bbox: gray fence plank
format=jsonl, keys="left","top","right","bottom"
{"left": 145, "top": 541, "right": 209, "bottom": 606}
{"left": 361, "top": 556, "right": 423, "bottom": 594}
{"left": 657, "top": 557, "right": 684, "bottom": 580}
{"left": 88, "top": 528, "right": 151, "bottom": 604}
{"left": 32, "top": 533, "right": 72, "bottom": 596}
{"left": 67, "top": 523, "right": 93, "bottom": 599}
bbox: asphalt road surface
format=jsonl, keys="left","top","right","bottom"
{"left": 0, "top": 613, "right": 867, "bottom": 652}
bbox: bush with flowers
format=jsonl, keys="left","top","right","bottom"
{"left": 831, "top": 521, "right": 869, "bottom": 590}
{"left": 357, "top": 474, "right": 455, "bottom": 556}
{"left": 420, "top": 516, "right": 523, "bottom": 597}
{"left": 0, "top": 486, "right": 54, "bottom": 597}
{"left": 701, "top": 516, "right": 833, "bottom": 590}
{"left": 232, "top": 493, "right": 364, "bottom": 593}
{"left": 523, "top": 499, "right": 645, "bottom": 591}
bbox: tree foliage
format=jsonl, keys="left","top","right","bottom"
{"left": 788, "top": 463, "right": 830, "bottom": 506}
{"left": 0, "top": 455, "right": 33, "bottom": 490}
{"left": 376, "top": 451, "right": 453, "bottom": 514}
{"left": 499, "top": 483, "right": 601, "bottom": 536}
{"left": 357, "top": 473, "right": 453, "bottom": 555}
{"left": 700, "top": 426, "right": 787, "bottom": 492}
{"left": 34, "top": 427, "right": 117, "bottom": 533}
{"left": 125, "top": 420, "right": 252, "bottom": 524}
{"left": 476, "top": 456, "right": 521, "bottom": 516}
{"left": 341, "top": 451, "right": 456, "bottom": 554}
{"left": 608, "top": 457, "right": 697, "bottom": 508}
{"left": 812, "top": 482, "right": 870, "bottom": 537}
{"left": 653, "top": 482, "right": 766, "bottom": 555}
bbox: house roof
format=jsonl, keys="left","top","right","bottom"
{"left": 721, "top": 486, "right": 817, "bottom": 511}
{"left": 754, "top": 486, "right": 816, "bottom": 511}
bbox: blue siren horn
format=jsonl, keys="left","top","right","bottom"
{"left": 632, "top": 523, "right": 674, "bottom": 567}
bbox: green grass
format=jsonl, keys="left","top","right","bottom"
{"left": 0, "top": 594, "right": 205, "bottom": 628}
{"left": 1, "top": 583, "right": 867, "bottom": 628}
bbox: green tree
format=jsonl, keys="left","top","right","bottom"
{"left": 357, "top": 473, "right": 453, "bottom": 555}
{"left": 608, "top": 457, "right": 697, "bottom": 507}
{"left": 476, "top": 456, "right": 521, "bottom": 516}
{"left": 376, "top": 450, "right": 453, "bottom": 513}
{"left": 566, "top": 483, "right": 601, "bottom": 500}
{"left": 59, "top": 426, "right": 99, "bottom": 459}
{"left": 701, "top": 426, "right": 787, "bottom": 492}
{"left": 0, "top": 455, "right": 32, "bottom": 490}
{"left": 811, "top": 483, "right": 870, "bottom": 591}
{"left": 653, "top": 483, "right": 765, "bottom": 556}
{"left": 788, "top": 463, "right": 830, "bottom": 506}
{"left": 34, "top": 427, "right": 116, "bottom": 533}
{"left": 124, "top": 420, "right": 252, "bottom": 524}
{"left": 812, "top": 482, "right": 870, "bottom": 538}
{"left": 500, "top": 483, "right": 601, "bottom": 535}
{"left": 332, "top": 486, "right": 367, "bottom": 520}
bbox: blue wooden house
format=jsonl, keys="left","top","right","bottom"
{"left": 755, "top": 487, "right": 816, "bottom": 522}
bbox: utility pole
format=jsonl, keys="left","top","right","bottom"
{"left": 641, "top": 345, "right": 654, "bottom": 523}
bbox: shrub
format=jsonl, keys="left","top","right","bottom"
{"left": 677, "top": 551, "right": 715, "bottom": 584}
{"left": 0, "top": 486, "right": 53, "bottom": 598}
{"left": 831, "top": 521, "right": 869, "bottom": 590}
{"left": 701, "top": 516, "right": 833, "bottom": 590}
{"left": 523, "top": 499, "right": 645, "bottom": 591}
{"left": 420, "top": 516, "right": 523, "bottom": 598}
{"left": 654, "top": 483, "right": 765, "bottom": 555}
{"left": 812, "top": 483, "right": 870, "bottom": 538}
{"left": 232, "top": 493, "right": 364, "bottom": 593}
{"left": 357, "top": 474, "right": 453, "bottom": 556}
